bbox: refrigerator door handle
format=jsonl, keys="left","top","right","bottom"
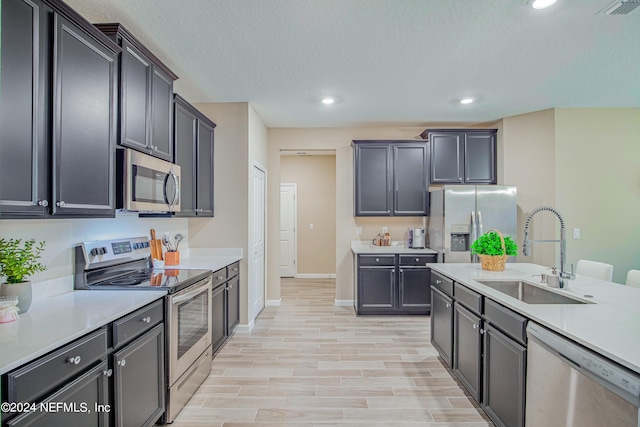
{"left": 477, "top": 210, "right": 483, "bottom": 236}
{"left": 471, "top": 211, "right": 477, "bottom": 263}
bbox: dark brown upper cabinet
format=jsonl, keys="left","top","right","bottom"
{"left": 421, "top": 129, "right": 497, "bottom": 185}
{"left": 0, "top": 0, "right": 119, "bottom": 219}
{"left": 173, "top": 95, "right": 216, "bottom": 217}
{"left": 95, "top": 24, "right": 178, "bottom": 162}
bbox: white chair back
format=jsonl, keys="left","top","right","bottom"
{"left": 626, "top": 270, "right": 640, "bottom": 288}
{"left": 576, "top": 260, "right": 614, "bottom": 282}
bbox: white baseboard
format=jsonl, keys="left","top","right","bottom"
{"left": 266, "top": 299, "right": 281, "bottom": 306}
{"left": 335, "top": 300, "right": 354, "bottom": 307}
{"left": 234, "top": 320, "right": 254, "bottom": 333}
{"left": 295, "top": 273, "right": 336, "bottom": 279}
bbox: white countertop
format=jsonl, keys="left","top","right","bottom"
{"left": 428, "top": 263, "right": 640, "bottom": 374}
{"left": 170, "top": 248, "right": 242, "bottom": 272}
{"left": 0, "top": 290, "right": 166, "bottom": 374}
{"left": 351, "top": 240, "right": 438, "bottom": 255}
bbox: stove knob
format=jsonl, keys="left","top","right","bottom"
{"left": 90, "top": 248, "right": 99, "bottom": 257}
{"left": 99, "top": 247, "right": 107, "bottom": 255}
{"left": 132, "top": 243, "right": 139, "bottom": 250}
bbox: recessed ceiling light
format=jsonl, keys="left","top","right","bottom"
{"left": 460, "top": 97, "right": 475, "bottom": 105}
{"left": 321, "top": 97, "right": 335, "bottom": 105}
{"left": 530, "top": 0, "right": 557, "bottom": 9}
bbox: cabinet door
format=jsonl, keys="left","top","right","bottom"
{"left": 393, "top": 144, "right": 428, "bottom": 215}
{"left": 227, "top": 275, "right": 240, "bottom": 335}
{"left": 354, "top": 144, "right": 392, "bottom": 216}
{"left": 482, "top": 324, "right": 526, "bottom": 427}
{"left": 6, "top": 361, "right": 110, "bottom": 427}
{"left": 119, "top": 39, "right": 151, "bottom": 152}
{"left": 430, "top": 132, "right": 464, "bottom": 184}
{"left": 464, "top": 131, "right": 496, "bottom": 184}
{"left": 51, "top": 14, "right": 116, "bottom": 217}
{"left": 430, "top": 286, "right": 453, "bottom": 367}
{"left": 150, "top": 68, "right": 174, "bottom": 161}
{"left": 211, "top": 283, "right": 228, "bottom": 353}
{"left": 453, "top": 303, "right": 482, "bottom": 401}
{"left": 173, "top": 98, "right": 197, "bottom": 216}
{"left": 113, "top": 324, "right": 165, "bottom": 427}
{"left": 357, "top": 266, "right": 396, "bottom": 313}
{"left": 0, "top": 0, "right": 49, "bottom": 217}
{"left": 196, "top": 119, "right": 215, "bottom": 216}
{"left": 398, "top": 267, "right": 431, "bottom": 314}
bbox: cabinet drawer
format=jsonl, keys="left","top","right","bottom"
{"left": 212, "top": 268, "right": 228, "bottom": 287}
{"left": 431, "top": 271, "right": 453, "bottom": 296}
{"left": 7, "top": 328, "right": 108, "bottom": 404}
{"left": 358, "top": 255, "right": 395, "bottom": 267}
{"left": 113, "top": 299, "right": 163, "bottom": 349}
{"left": 484, "top": 299, "right": 527, "bottom": 345}
{"left": 454, "top": 283, "right": 482, "bottom": 315}
{"left": 399, "top": 254, "right": 436, "bottom": 266}
{"left": 227, "top": 261, "right": 240, "bottom": 278}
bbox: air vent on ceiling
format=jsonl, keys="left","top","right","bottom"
{"left": 599, "top": 0, "right": 640, "bottom": 15}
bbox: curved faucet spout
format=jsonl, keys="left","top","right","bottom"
{"left": 522, "top": 206, "right": 574, "bottom": 288}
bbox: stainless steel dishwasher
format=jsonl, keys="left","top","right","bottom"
{"left": 526, "top": 323, "right": 640, "bottom": 426}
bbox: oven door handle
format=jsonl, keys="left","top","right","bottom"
{"left": 172, "top": 279, "right": 211, "bottom": 304}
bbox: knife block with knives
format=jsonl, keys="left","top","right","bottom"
{"left": 150, "top": 229, "right": 163, "bottom": 261}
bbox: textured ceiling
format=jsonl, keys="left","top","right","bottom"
{"left": 64, "top": 0, "right": 640, "bottom": 128}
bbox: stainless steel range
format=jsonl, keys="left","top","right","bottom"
{"left": 74, "top": 236, "right": 213, "bottom": 423}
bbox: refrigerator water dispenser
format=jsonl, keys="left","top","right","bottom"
{"left": 450, "top": 224, "right": 470, "bottom": 252}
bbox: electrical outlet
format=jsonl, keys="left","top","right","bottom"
{"left": 309, "top": 223, "right": 314, "bottom": 230}
{"left": 382, "top": 226, "right": 388, "bottom": 234}
{"left": 573, "top": 228, "right": 581, "bottom": 239}
{"left": 356, "top": 226, "right": 362, "bottom": 235}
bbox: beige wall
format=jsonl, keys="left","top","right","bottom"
{"left": 267, "top": 128, "right": 425, "bottom": 303}
{"left": 502, "top": 109, "right": 557, "bottom": 268}
{"left": 280, "top": 155, "right": 336, "bottom": 275}
{"left": 555, "top": 108, "right": 640, "bottom": 284}
{"left": 190, "top": 102, "right": 257, "bottom": 326}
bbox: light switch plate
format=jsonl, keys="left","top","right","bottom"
{"left": 309, "top": 224, "right": 314, "bottom": 229}
{"left": 356, "top": 226, "right": 362, "bottom": 235}
{"left": 573, "top": 228, "right": 581, "bottom": 239}
{"left": 382, "top": 226, "right": 388, "bottom": 234}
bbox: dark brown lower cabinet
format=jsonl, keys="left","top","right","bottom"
{"left": 358, "top": 265, "right": 396, "bottom": 313}
{"left": 211, "top": 263, "right": 241, "bottom": 354}
{"left": 5, "top": 361, "right": 110, "bottom": 427}
{"left": 113, "top": 324, "right": 165, "bottom": 427}
{"left": 430, "top": 286, "right": 454, "bottom": 368}
{"left": 453, "top": 302, "right": 483, "bottom": 401}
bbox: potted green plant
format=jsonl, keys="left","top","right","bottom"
{"left": 470, "top": 229, "right": 518, "bottom": 271}
{"left": 0, "top": 238, "right": 47, "bottom": 313}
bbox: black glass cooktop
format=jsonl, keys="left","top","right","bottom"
{"left": 90, "top": 268, "right": 211, "bottom": 294}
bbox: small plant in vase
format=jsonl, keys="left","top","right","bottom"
{"left": 0, "top": 238, "right": 47, "bottom": 313}
{"left": 471, "top": 230, "right": 517, "bottom": 271}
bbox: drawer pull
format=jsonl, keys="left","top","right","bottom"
{"left": 67, "top": 356, "right": 82, "bottom": 365}
{"left": 228, "top": 284, "right": 233, "bottom": 289}
{"left": 480, "top": 329, "right": 485, "bottom": 335}
{"left": 118, "top": 359, "right": 126, "bottom": 367}
{"left": 141, "top": 316, "right": 151, "bottom": 323}
{"left": 436, "top": 279, "right": 442, "bottom": 284}
{"left": 473, "top": 323, "right": 478, "bottom": 329}
{"left": 415, "top": 258, "right": 419, "bottom": 262}
{"left": 375, "top": 258, "right": 379, "bottom": 262}
{"left": 217, "top": 275, "right": 224, "bottom": 280}
{"left": 445, "top": 303, "right": 451, "bottom": 308}
{"left": 232, "top": 267, "right": 238, "bottom": 271}
{"left": 103, "top": 369, "right": 113, "bottom": 377}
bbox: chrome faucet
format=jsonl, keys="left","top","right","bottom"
{"left": 523, "top": 206, "right": 575, "bottom": 289}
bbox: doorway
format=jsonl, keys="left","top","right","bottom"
{"left": 280, "top": 183, "right": 297, "bottom": 277}
{"left": 250, "top": 164, "right": 266, "bottom": 321}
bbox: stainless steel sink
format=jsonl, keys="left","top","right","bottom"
{"left": 476, "top": 280, "right": 590, "bottom": 304}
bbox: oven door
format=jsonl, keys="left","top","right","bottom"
{"left": 119, "top": 148, "right": 181, "bottom": 212}
{"left": 168, "top": 276, "right": 212, "bottom": 385}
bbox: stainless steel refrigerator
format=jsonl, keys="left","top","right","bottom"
{"left": 428, "top": 185, "right": 517, "bottom": 263}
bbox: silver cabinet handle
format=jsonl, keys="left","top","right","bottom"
{"left": 480, "top": 329, "right": 485, "bottom": 335}
{"left": 473, "top": 323, "right": 478, "bottom": 329}
{"left": 436, "top": 279, "right": 442, "bottom": 284}
{"left": 56, "top": 201, "right": 65, "bottom": 207}
{"left": 103, "top": 369, "right": 113, "bottom": 377}
{"left": 375, "top": 258, "right": 379, "bottom": 262}
{"left": 445, "top": 303, "right": 451, "bottom": 308}
{"left": 399, "top": 269, "right": 403, "bottom": 273}
{"left": 217, "top": 275, "right": 224, "bottom": 280}
{"left": 415, "top": 258, "right": 419, "bottom": 262}
{"left": 233, "top": 267, "right": 238, "bottom": 271}
{"left": 67, "top": 356, "right": 81, "bottom": 365}
{"left": 38, "top": 200, "right": 49, "bottom": 207}
{"left": 141, "top": 316, "right": 151, "bottom": 323}
{"left": 228, "top": 284, "right": 233, "bottom": 289}
{"left": 118, "top": 359, "right": 126, "bottom": 367}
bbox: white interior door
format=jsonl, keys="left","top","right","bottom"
{"left": 280, "top": 183, "right": 297, "bottom": 277}
{"left": 250, "top": 165, "right": 266, "bottom": 321}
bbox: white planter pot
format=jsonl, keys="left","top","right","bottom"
{"left": 0, "top": 281, "right": 33, "bottom": 314}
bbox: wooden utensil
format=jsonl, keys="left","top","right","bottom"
{"left": 150, "top": 229, "right": 163, "bottom": 260}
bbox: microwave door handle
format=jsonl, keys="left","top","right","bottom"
{"left": 164, "top": 169, "right": 179, "bottom": 210}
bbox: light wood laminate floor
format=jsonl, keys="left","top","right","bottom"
{"left": 172, "top": 278, "right": 493, "bottom": 426}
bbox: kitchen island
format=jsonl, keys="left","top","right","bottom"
{"left": 429, "top": 263, "right": 640, "bottom": 373}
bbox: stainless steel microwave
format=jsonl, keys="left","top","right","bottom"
{"left": 116, "top": 148, "right": 181, "bottom": 212}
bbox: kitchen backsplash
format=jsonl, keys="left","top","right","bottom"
{"left": 0, "top": 212, "right": 189, "bottom": 293}
{"left": 354, "top": 217, "right": 429, "bottom": 245}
